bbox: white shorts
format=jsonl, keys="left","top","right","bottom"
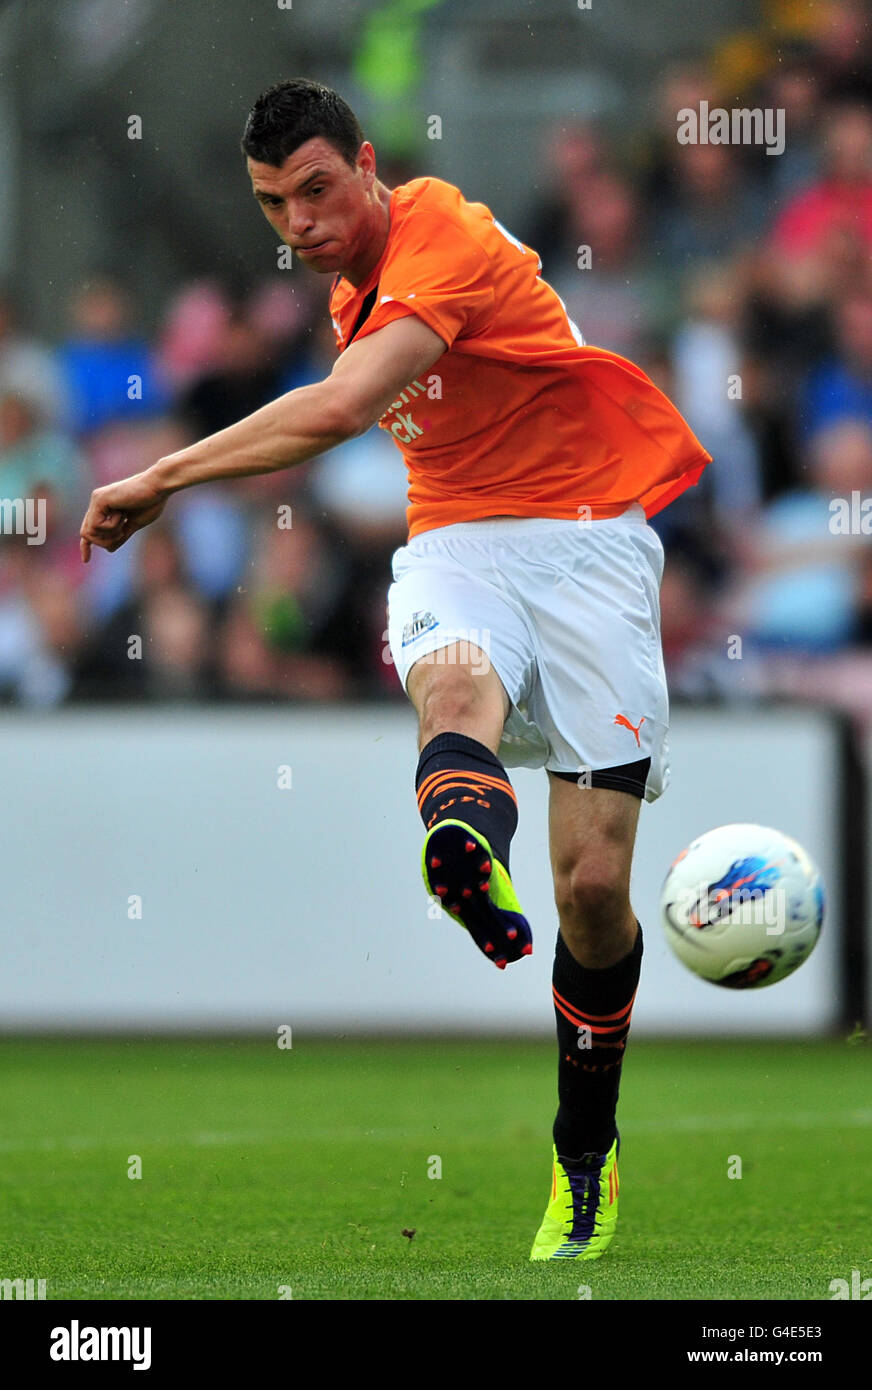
{"left": 386, "top": 505, "right": 670, "bottom": 802}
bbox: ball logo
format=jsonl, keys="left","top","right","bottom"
{"left": 672, "top": 859, "right": 783, "bottom": 931}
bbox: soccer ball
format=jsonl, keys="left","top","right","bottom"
{"left": 659, "top": 823, "right": 825, "bottom": 988}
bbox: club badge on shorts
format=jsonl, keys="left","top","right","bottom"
{"left": 402, "top": 610, "right": 439, "bottom": 647}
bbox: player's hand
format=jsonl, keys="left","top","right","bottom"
{"left": 80, "top": 468, "right": 170, "bottom": 563}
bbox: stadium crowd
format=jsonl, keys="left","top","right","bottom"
{"left": 2, "top": 4, "right": 872, "bottom": 724}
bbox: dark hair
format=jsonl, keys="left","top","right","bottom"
{"left": 241, "top": 79, "right": 364, "bottom": 169}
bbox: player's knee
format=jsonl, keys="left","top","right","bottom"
{"left": 554, "top": 855, "right": 629, "bottom": 931}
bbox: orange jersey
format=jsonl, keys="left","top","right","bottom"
{"left": 329, "top": 177, "right": 712, "bottom": 540}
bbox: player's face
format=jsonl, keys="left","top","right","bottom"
{"left": 247, "top": 137, "right": 378, "bottom": 277}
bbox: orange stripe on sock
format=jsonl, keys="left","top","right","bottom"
{"left": 552, "top": 992, "right": 635, "bottom": 1037}
{"left": 552, "top": 985, "right": 638, "bottom": 1027}
{"left": 419, "top": 779, "right": 491, "bottom": 804}
{"left": 417, "top": 768, "right": 517, "bottom": 810}
{"left": 554, "top": 994, "right": 621, "bottom": 1034}
{"left": 417, "top": 768, "right": 517, "bottom": 803}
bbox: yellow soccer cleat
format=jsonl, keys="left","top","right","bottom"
{"left": 530, "top": 1137, "right": 620, "bottom": 1260}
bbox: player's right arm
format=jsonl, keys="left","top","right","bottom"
{"left": 79, "top": 314, "right": 445, "bottom": 560}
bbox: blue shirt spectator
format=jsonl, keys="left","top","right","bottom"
{"left": 58, "top": 276, "right": 169, "bottom": 436}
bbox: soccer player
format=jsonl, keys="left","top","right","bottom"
{"left": 80, "top": 79, "right": 712, "bottom": 1261}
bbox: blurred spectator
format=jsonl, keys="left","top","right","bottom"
{"left": 248, "top": 278, "right": 323, "bottom": 393}
{"left": 661, "top": 551, "right": 712, "bottom": 674}
{"left": 309, "top": 424, "right": 411, "bottom": 698}
{"left": 158, "top": 274, "right": 323, "bottom": 402}
{"left": 635, "top": 62, "right": 713, "bottom": 212}
{"left": 650, "top": 141, "right": 772, "bottom": 269}
{"left": 216, "top": 507, "right": 353, "bottom": 701}
{"left": 663, "top": 417, "right": 872, "bottom": 711}
{"left": 709, "top": 29, "right": 773, "bottom": 112}
{"left": 0, "top": 286, "right": 69, "bottom": 430}
{"left": 172, "top": 300, "right": 321, "bottom": 532}
{"left": 545, "top": 173, "right": 673, "bottom": 356}
{"left": 658, "top": 548, "right": 758, "bottom": 701}
{"left": 799, "top": 290, "right": 872, "bottom": 438}
{"left": 78, "top": 417, "right": 190, "bottom": 622}
{"left": 752, "top": 46, "right": 824, "bottom": 202}
{"left": 310, "top": 430, "right": 408, "bottom": 544}
{"left": 73, "top": 524, "right": 213, "bottom": 701}
{"left": 719, "top": 416, "right": 872, "bottom": 729}
{"left": 520, "top": 122, "right": 608, "bottom": 268}
{"left": 743, "top": 237, "right": 834, "bottom": 341}
{"left": 811, "top": 0, "right": 872, "bottom": 105}
{"left": 58, "top": 275, "right": 170, "bottom": 438}
{"left": 150, "top": 416, "right": 251, "bottom": 612}
{"left": 771, "top": 101, "right": 872, "bottom": 270}
{"left": 155, "top": 280, "right": 234, "bottom": 394}
{"left": 176, "top": 306, "right": 280, "bottom": 439}
{"left": 727, "top": 418, "right": 872, "bottom": 654}
{"left": 0, "top": 388, "right": 89, "bottom": 534}
{"left": 0, "top": 538, "right": 82, "bottom": 708}
{"left": 737, "top": 115, "right": 871, "bottom": 481}
{"left": 80, "top": 416, "right": 251, "bottom": 624}
{"left": 735, "top": 350, "right": 805, "bottom": 501}
{"left": 670, "top": 261, "right": 763, "bottom": 523}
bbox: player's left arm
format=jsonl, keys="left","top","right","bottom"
{"left": 79, "top": 314, "right": 445, "bottom": 561}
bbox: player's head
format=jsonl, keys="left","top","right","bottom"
{"left": 241, "top": 79, "right": 363, "bottom": 170}
{"left": 241, "top": 79, "right": 385, "bottom": 277}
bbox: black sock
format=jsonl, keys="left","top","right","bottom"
{"left": 552, "top": 922, "right": 643, "bottom": 1160}
{"left": 416, "top": 731, "right": 518, "bottom": 870}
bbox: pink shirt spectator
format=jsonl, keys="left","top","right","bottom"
{"left": 772, "top": 179, "right": 872, "bottom": 258}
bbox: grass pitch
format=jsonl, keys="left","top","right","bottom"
{"left": 1, "top": 1036, "right": 869, "bottom": 1300}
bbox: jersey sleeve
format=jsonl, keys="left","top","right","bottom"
{"left": 350, "top": 212, "right": 496, "bottom": 351}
